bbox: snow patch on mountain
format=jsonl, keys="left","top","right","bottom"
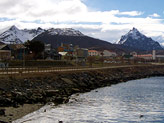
{"left": 47, "top": 28, "right": 84, "bottom": 36}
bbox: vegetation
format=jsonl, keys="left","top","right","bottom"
{"left": 24, "top": 40, "right": 45, "bottom": 59}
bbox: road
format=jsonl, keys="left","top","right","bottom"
{"left": 0, "top": 64, "right": 162, "bottom": 75}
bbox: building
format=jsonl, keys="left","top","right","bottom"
{"left": 130, "top": 51, "right": 137, "bottom": 56}
{"left": 133, "top": 50, "right": 164, "bottom": 61}
{"left": 9, "top": 44, "right": 26, "bottom": 60}
{"left": 103, "top": 50, "right": 117, "bottom": 58}
{"left": 58, "top": 43, "right": 74, "bottom": 52}
{"left": 88, "top": 50, "right": 99, "bottom": 56}
{"left": 0, "top": 44, "right": 11, "bottom": 60}
{"left": 75, "top": 48, "right": 88, "bottom": 62}
{"left": 134, "top": 54, "right": 153, "bottom": 60}
{"left": 152, "top": 50, "right": 164, "bottom": 62}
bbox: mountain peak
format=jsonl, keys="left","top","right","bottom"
{"left": 118, "top": 28, "right": 144, "bottom": 45}
{"left": 37, "top": 27, "right": 43, "bottom": 31}
{"left": 117, "top": 28, "right": 163, "bottom": 51}
{"left": 9, "top": 25, "right": 19, "bottom": 31}
{"left": 128, "top": 27, "right": 141, "bottom": 36}
{"left": 132, "top": 27, "right": 138, "bottom": 31}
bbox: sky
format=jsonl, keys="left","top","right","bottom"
{"left": 0, "top": 0, "right": 164, "bottom": 45}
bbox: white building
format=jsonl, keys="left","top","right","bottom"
{"left": 88, "top": 50, "right": 99, "bottom": 56}
{"left": 103, "top": 50, "right": 117, "bottom": 58}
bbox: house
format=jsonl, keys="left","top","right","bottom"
{"left": 75, "top": 48, "right": 88, "bottom": 62}
{"left": 130, "top": 51, "right": 137, "bottom": 56}
{"left": 152, "top": 50, "right": 164, "bottom": 62}
{"left": 134, "top": 54, "right": 153, "bottom": 60}
{"left": 44, "top": 44, "right": 61, "bottom": 60}
{"left": 0, "top": 44, "right": 11, "bottom": 60}
{"left": 103, "top": 50, "right": 117, "bottom": 58}
{"left": 9, "top": 44, "right": 26, "bottom": 60}
{"left": 57, "top": 43, "right": 75, "bottom": 60}
{"left": 58, "top": 43, "right": 74, "bottom": 52}
{"left": 133, "top": 50, "right": 164, "bottom": 61}
{"left": 88, "top": 50, "right": 99, "bottom": 56}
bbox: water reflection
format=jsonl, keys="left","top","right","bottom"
{"left": 14, "top": 77, "right": 164, "bottom": 123}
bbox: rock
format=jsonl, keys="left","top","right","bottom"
{"left": 61, "top": 78, "right": 74, "bottom": 84}
{"left": 54, "top": 97, "right": 66, "bottom": 104}
{"left": 0, "top": 121, "right": 8, "bottom": 123}
{"left": 9, "top": 114, "right": 13, "bottom": 116}
{"left": 0, "top": 109, "right": 5, "bottom": 116}
{"left": 140, "top": 115, "right": 144, "bottom": 118}
{"left": 72, "top": 88, "right": 80, "bottom": 93}
{"left": 62, "top": 97, "right": 69, "bottom": 103}
{"left": 45, "top": 90, "right": 59, "bottom": 97}
{"left": 11, "top": 91, "right": 23, "bottom": 97}
{"left": 0, "top": 97, "right": 12, "bottom": 107}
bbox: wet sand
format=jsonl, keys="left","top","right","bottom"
{"left": 0, "top": 104, "right": 43, "bottom": 123}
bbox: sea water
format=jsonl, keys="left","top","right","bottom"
{"left": 14, "top": 77, "right": 164, "bottom": 123}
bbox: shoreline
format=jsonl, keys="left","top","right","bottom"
{"left": 0, "top": 65, "right": 164, "bottom": 122}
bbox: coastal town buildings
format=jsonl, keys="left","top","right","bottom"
{"left": 103, "top": 50, "right": 117, "bottom": 58}
{"left": 0, "top": 44, "right": 11, "bottom": 60}
{"left": 88, "top": 50, "right": 100, "bottom": 56}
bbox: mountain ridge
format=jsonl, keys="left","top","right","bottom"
{"left": 0, "top": 25, "right": 87, "bottom": 44}
{"left": 0, "top": 26, "right": 163, "bottom": 52}
{"left": 0, "top": 25, "right": 45, "bottom": 44}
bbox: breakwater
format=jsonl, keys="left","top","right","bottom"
{"left": 0, "top": 65, "right": 164, "bottom": 122}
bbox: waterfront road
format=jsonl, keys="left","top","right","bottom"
{"left": 0, "top": 64, "right": 163, "bottom": 75}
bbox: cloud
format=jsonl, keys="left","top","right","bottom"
{"left": 0, "top": 0, "right": 164, "bottom": 44}
{"left": 149, "top": 13, "right": 160, "bottom": 18}
{"left": 0, "top": 0, "right": 143, "bottom": 23}
{"left": 119, "top": 11, "right": 144, "bottom": 16}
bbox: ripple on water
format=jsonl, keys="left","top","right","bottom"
{"left": 13, "top": 77, "right": 164, "bottom": 123}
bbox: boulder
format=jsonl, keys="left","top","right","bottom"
{"left": 61, "top": 78, "right": 74, "bottom": 85}
{"left": 0, "top": 109, "right": 5, "bottom": 116}
{"left": 45, "top": 90, "right": 59, "bottom": 97}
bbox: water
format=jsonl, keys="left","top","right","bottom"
{"left": 14, "top": 77, "right": 164, "bottom": 123}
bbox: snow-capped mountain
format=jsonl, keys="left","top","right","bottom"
{"left": 0, "top": 26, "right": 85, "bottom": 44}
{"left": 117, "top": 27, "right": 163, "bottom": 51}
{"left": 0, "top": 25, "right": 45, "bottom": 44}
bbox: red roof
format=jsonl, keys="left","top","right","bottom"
{"left": 134, "top": 54, "right": 152, "bottom": 57}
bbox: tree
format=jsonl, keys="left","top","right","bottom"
{"left": 24, "top": 40, "right": 45, "bottom": 59}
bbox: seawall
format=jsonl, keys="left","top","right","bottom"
{"left": 0, "top": 65, "right": 164, "bottom": 122}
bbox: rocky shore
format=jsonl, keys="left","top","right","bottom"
{"left": 1, "top": 65, "right": 164, "bottom": 122}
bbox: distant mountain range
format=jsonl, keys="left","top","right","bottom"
{"left": 0, "top": 25, "right": 163, "bottom": 52}
{"left": 0, "top": 25, "right": 45, "bottom": 44}
{"left": 117, "top": 27, "right": 163, "bottom": 51}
